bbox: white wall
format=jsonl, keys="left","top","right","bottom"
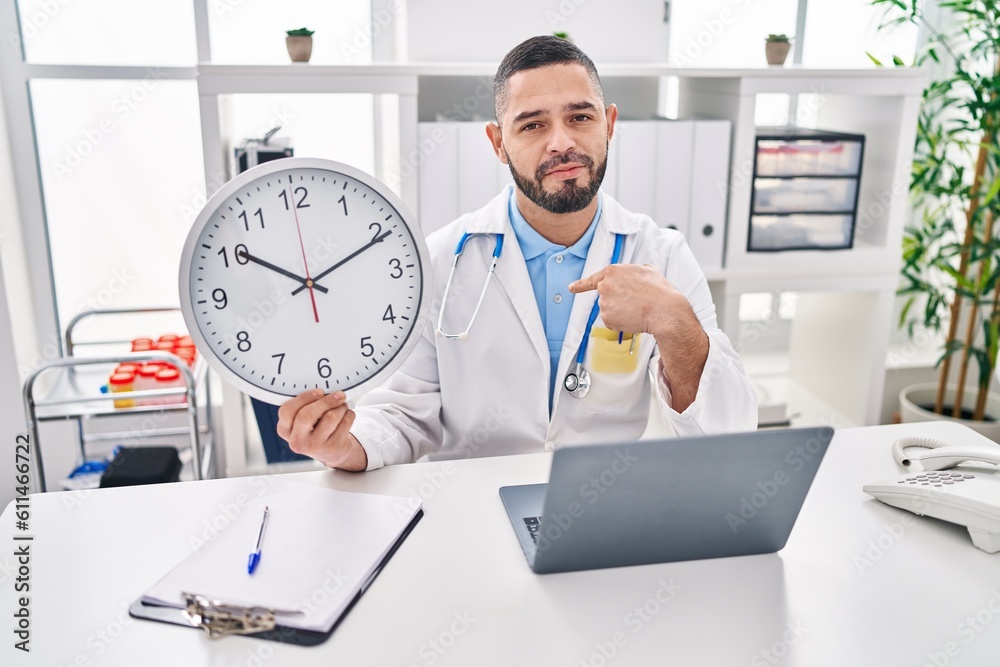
{"left": 0, "top": 75, "right": 41, "bottom": 384}
{"left": 406, "top": 0, "right": 671, "bottom": 63}
{"left": 0, "top": 75, "right": 40, "bottom": 510}
{"left": 0, "top": 253, "right": 25, "bottom": 511}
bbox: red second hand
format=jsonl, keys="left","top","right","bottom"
{"left": 289, "top": 186, "right": 320, "bottom": 323}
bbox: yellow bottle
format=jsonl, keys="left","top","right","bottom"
{"left": 109, "top": 371, "right": 136, "bottom": 408}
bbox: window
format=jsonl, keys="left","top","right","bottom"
{"left": 802, "top": 0, "right": 918, "bottom": 67}
{"left": 16, "top": 0, "right": 197, "bottom": 66}
{"left": 208, "top": 1, "right": 373, "bottom": 65}
{"left": 11, "top": 0, "right": 374, "bottom": 342}
{"left": 30, "top": 79, "right": 205, "bottom": 340}
{"left": 668, "top": 0, "right": 799, "bottom": 67}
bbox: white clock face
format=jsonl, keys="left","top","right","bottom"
{"left": 179, "top": 158, "right": 430, "bottom": 405}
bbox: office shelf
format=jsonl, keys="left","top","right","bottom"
{"left": 188, "top": 63, "right": 927, "bottom": 468}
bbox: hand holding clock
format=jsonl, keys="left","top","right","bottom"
{"left": 277, "top": 389, "right": 368, "bottom": 471}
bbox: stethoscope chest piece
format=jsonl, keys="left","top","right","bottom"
{"left": 564, "top": 364, "right": 591, "bottom": 398}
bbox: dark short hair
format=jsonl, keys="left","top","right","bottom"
{"left": 494, "top": 35, "right": 605, "bottom": 124}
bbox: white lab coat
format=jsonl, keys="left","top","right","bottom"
{"left": 351, "top": 185, "right": 757, "bottom": 469}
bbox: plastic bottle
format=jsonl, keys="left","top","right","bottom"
{"left": 134, "top": 364, "right": 159, "bottom": 406}
{"left": 109, "top": 371, "right": 136, "bottom": 408}
{"left": 155, "top": 367, "right": 186, "bottom": 405}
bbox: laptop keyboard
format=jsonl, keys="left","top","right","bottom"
{"left": 523, "top": 516, "right": 541, "bottom": 543}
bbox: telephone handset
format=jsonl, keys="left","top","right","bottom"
{"left": 863, "top": 436, "right": 1000, "bottom": 553}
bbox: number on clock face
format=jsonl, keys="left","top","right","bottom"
{"left": 184, "top": 165, "right": 426, "bottom": 400}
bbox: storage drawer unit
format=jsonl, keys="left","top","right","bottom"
{"left": 748, "top": 127, "right": 864, "bottom": 252}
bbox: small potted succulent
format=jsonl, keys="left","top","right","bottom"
{"left": 765, "top": 34, "right": 792, "bottom": 66}
{"left": 286, "top": 27, "right": 314, "bottom": 63}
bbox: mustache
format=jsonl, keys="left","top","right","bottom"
{"left": 536, "top": 151, "right": 595, "bottom": 178}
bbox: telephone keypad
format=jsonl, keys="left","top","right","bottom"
{"left": 897, "top": 471, "right": 973, "bottom": 485}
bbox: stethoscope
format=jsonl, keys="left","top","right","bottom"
{"left": 435, "top": 230, "right": 626, "bottom": 400}
{"left": 562, "top": 232, "right": 624, "bottom": 398}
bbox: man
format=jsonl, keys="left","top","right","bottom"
{"left": 277, "top": 36, "right": 757, "bottom": 470}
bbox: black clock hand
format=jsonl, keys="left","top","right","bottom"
{"left": 290, "top": 229, "right": 393, "bottom": 296}
{"left": 237, "top": 249, "right": 329, "bottom": 294}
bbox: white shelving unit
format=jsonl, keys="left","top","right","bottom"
{"left": 0, "top": 35, "right": 924, "bottom": 474}
{"left": 0, "top": 0, "right": 927, "bottom": 483}
{"left": 190, "top": 63, "right": 924, "bottom": 471}
{"left": 677, "top": 69, "right": 925, "bottom": 426}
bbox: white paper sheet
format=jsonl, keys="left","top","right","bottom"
{"left": 141, "top": 479, "right": 422, "bottom": 632}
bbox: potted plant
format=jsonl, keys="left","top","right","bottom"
{"left": 286, "top": 27, "right": 314, "bottom": 63}
{"left": 872, "top": 0, "right": 1000, "bottom": 438}
{"left": 765, "top": 34, "right": 792, "bottom": 65}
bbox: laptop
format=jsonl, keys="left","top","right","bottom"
{"left": 499, "top": 427, "right": 833, "bottom": 574}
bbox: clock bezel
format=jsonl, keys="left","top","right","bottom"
{"left": 178, "top": 157, "right": 432, "bottom": 406}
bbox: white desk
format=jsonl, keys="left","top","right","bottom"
{"left": 3, "top": 421, "right": 1000, "bottom": 666}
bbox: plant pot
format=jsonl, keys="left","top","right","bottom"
{"left": 765, "top": 41, "right": 791, "bottom": 66}
{"left": 899, "top": 382, "right": 1000, "bottom": 443}
{"left": 286, "top": 36, "right": 312, "bottom": 63}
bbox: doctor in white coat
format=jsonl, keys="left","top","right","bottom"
{"left": 278, "top": 36, "right": 757, "bottom": 471}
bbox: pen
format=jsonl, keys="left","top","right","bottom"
{"left": 620, "top": 331, "right": 638, "bottom": 354}
{"left": 247, "top": 506, "right": 269, "bottom": 575}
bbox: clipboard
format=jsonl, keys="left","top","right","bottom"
{"left": 129, "top": 506, "right": 423, "bottom": 646}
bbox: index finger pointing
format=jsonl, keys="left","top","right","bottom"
{"left": 568, "top": 269, "right": 605, "bottom": 294}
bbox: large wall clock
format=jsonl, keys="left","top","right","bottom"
{"left": 179, "top": 157, "right": 431, "bottom": 405}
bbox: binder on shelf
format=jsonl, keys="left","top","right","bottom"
{"left": 416, "top": 118, "right": 732, "bottom": 274}
{"left": 614, "top": 121, "right": 658, "bottom": 221}
{"left": 687, "top": 120, "right": 731, "bottom": 271}
{"left": 654, "top": 119, "right": 694, "bottom": 238}
{"left": 130, "top": 480, "right": 423, "bottom": 646}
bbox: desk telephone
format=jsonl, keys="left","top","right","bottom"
{"left": 863, "top": 436, "right": 1000, "bottom": 553}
